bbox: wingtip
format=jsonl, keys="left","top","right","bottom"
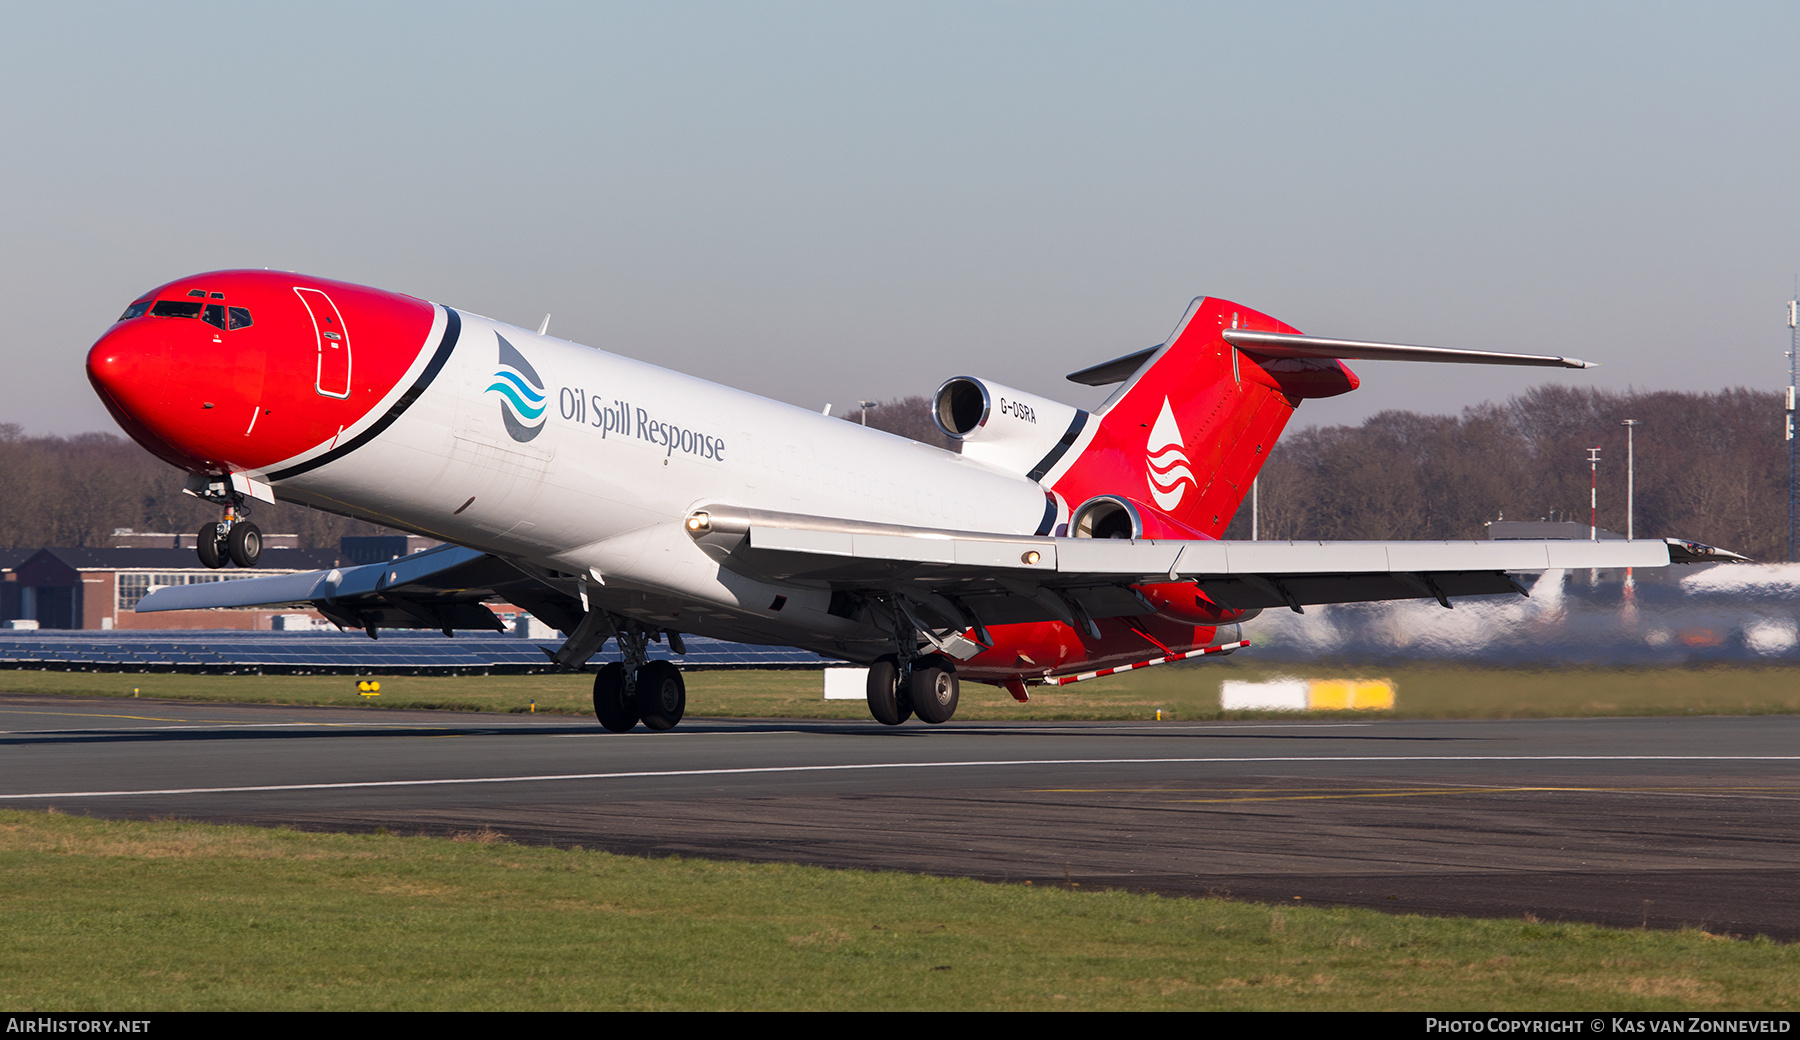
{"left": 1664, "top": 537, "right": 1749, "bottom": 564}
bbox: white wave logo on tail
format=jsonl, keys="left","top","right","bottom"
{"left": 1145, "top": 397, "right": 1194, "bottom": 510}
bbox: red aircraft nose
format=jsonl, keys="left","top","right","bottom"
{"left": 89, "top": 271, "right": 443, "bottom": 479}
{"left": 87, "top": 314, "right": 208, "bottom": 472}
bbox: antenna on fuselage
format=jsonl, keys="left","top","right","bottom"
{"left": 536, "top": 314, "right": 552, "bottom": 336}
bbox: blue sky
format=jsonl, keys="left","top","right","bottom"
{"left": 6, "top": 2, "right": 1799, "bottom": 436}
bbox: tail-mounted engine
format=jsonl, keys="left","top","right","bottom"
{"left": 1068, "top": 493, "right": 1209, "bottom": 540}
{"left": 1065, "top": 494, "right": 1251, "bottom": 624}
{"left": 932, "top": 376, "right": 1087, "bottom": 480}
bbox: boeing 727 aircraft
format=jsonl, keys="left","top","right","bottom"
{"left": 85, "top": 271, "right": 1734, "bottom": 730}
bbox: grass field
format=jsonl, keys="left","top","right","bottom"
{"left": 2, "top": 809, "right": 1795, "bottom": 1011}
{"left": 4, "top": 660, "right": 1800, "bottom": 720}
{"left": 8, "top": 669, "right": 1798, "bottom": 1009}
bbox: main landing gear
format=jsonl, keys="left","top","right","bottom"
{"left": 591, "top": 625, "right": 687, "bottom": 733}
{"left": 593, "top": 661, "right": 687, "bottom": 733}
{"left": 866, "top": 652, "right": 959, "bottom": 726}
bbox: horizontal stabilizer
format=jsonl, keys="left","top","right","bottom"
{"left": 1066, "top": 345, "right": 1159, "bottom": 386}
{"left": 1222, "top": 329, "right": 1594, "bottom": 369}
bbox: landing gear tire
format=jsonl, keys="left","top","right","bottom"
{"left": 196, "top": 524, "right": 225, "bottom": 569}
{"left": 908, "top": 656, "right": 959, "bottom": 725}
{"left": 226, "top": 522, "right": 263, "bottom": 568}
{"left": 635, "top": 660, "right": 686, "bottom": 731}
{"left": 866, "top": 654, "right": 912, "bottom": 725}
{"left": 592, "top": 663, "right": 640, "bottom": 733}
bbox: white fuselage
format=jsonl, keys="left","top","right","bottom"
{"left": 273, "top": 308, "right": 1052, "bottom": 644}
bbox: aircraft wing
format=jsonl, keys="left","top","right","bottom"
{"left": 690, "top": 507, "right": 1740, "bottom": 625}
{"left": 135, "top": 507, "right": 1740, "bottom": 641}
{"left": 134, "top": 544, "right": 586, "bottom": 637}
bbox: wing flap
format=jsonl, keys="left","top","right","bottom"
{"left": 1196, "top": 571, "right": 1523, "bottom": 611}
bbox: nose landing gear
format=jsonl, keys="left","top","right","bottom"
{"left": 195, "top": 513, "right": 262, "bottom": 569}
{"left": 225, "top": 521, "right": 262, "bottom": 568}
{"left": 188, "top": 476, "right": 263, "bottom": 569}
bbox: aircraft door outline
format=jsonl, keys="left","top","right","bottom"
{"left": 294, "top": 287, "right": 352, "bottom": 399}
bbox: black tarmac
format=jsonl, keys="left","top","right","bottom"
{"left": 4, "top": 694, "right": 1797, "bottom": 939}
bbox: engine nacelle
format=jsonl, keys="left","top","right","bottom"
{"left": 932, "top": 376, "right": 1084, "bottom": 478}
{"left": 1068, "top": 494, "right": 1210, "bottom": 540}
{"left": 1065, "top": 495, "right": 1256, "bottom": 623}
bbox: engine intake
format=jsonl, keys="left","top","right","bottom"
{"left": 1069, "top": 495, "right": 1141, "bottom": 539}
{"left": 930, "top": 376, "right": 1086, "bottom": 478}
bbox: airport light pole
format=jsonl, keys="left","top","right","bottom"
{"left": 858, "top": 400, "right": 879, "bottom": 426}
{"left": 1619, "top": 420, "right": 1638, "bottom": 540}
{"left": 1587, "top": 447, "right": 1602, "bottom": 541}
{"left": 1788, "top": 299, "right": 1797, "bottom": 561}
{"left": 1620, "top": 420, "right": 1639, "bottom": 601}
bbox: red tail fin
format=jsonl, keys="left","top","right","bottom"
{"left": 1048, "top": 298, "right": 1357, "bottom": 539}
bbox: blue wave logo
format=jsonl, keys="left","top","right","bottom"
{"left": 488, "top": 334, "right": 547, "bottom": 442}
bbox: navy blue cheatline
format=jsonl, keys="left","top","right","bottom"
{"left": 0, "top": 632, "right": 830, "bottom": 676}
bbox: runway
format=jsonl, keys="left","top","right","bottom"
{"left": 4, "top": 693, "right": 1798, "bottom": 939}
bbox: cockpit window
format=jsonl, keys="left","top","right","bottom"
{"left": 203, "top": 304, "right": 227, "bottom": 330}
{"left": 118, "top": 299, "right": 151, "bottom": 321}
{"left": 227, "top": 307, "right": 253, "bottom": 330}
{"left": 150, "top": 300, "right": 204, "bottom": 319}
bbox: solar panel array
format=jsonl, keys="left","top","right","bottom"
{"left": 0, "top": 631, "right": 832, "bottom": 674}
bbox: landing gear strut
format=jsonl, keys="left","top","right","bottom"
{"left": 590, "top": 622, "right": 686, "bottom": 733}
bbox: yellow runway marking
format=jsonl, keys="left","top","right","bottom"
{"left": 0, "top": 709, "right": 203, "bottom": 723}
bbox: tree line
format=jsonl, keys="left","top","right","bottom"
{"left": 1221, "top": 386, "right": 1787, "bottom": 561}
{"left": 0, "top": 423, "right": 391, "bottom": 549}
